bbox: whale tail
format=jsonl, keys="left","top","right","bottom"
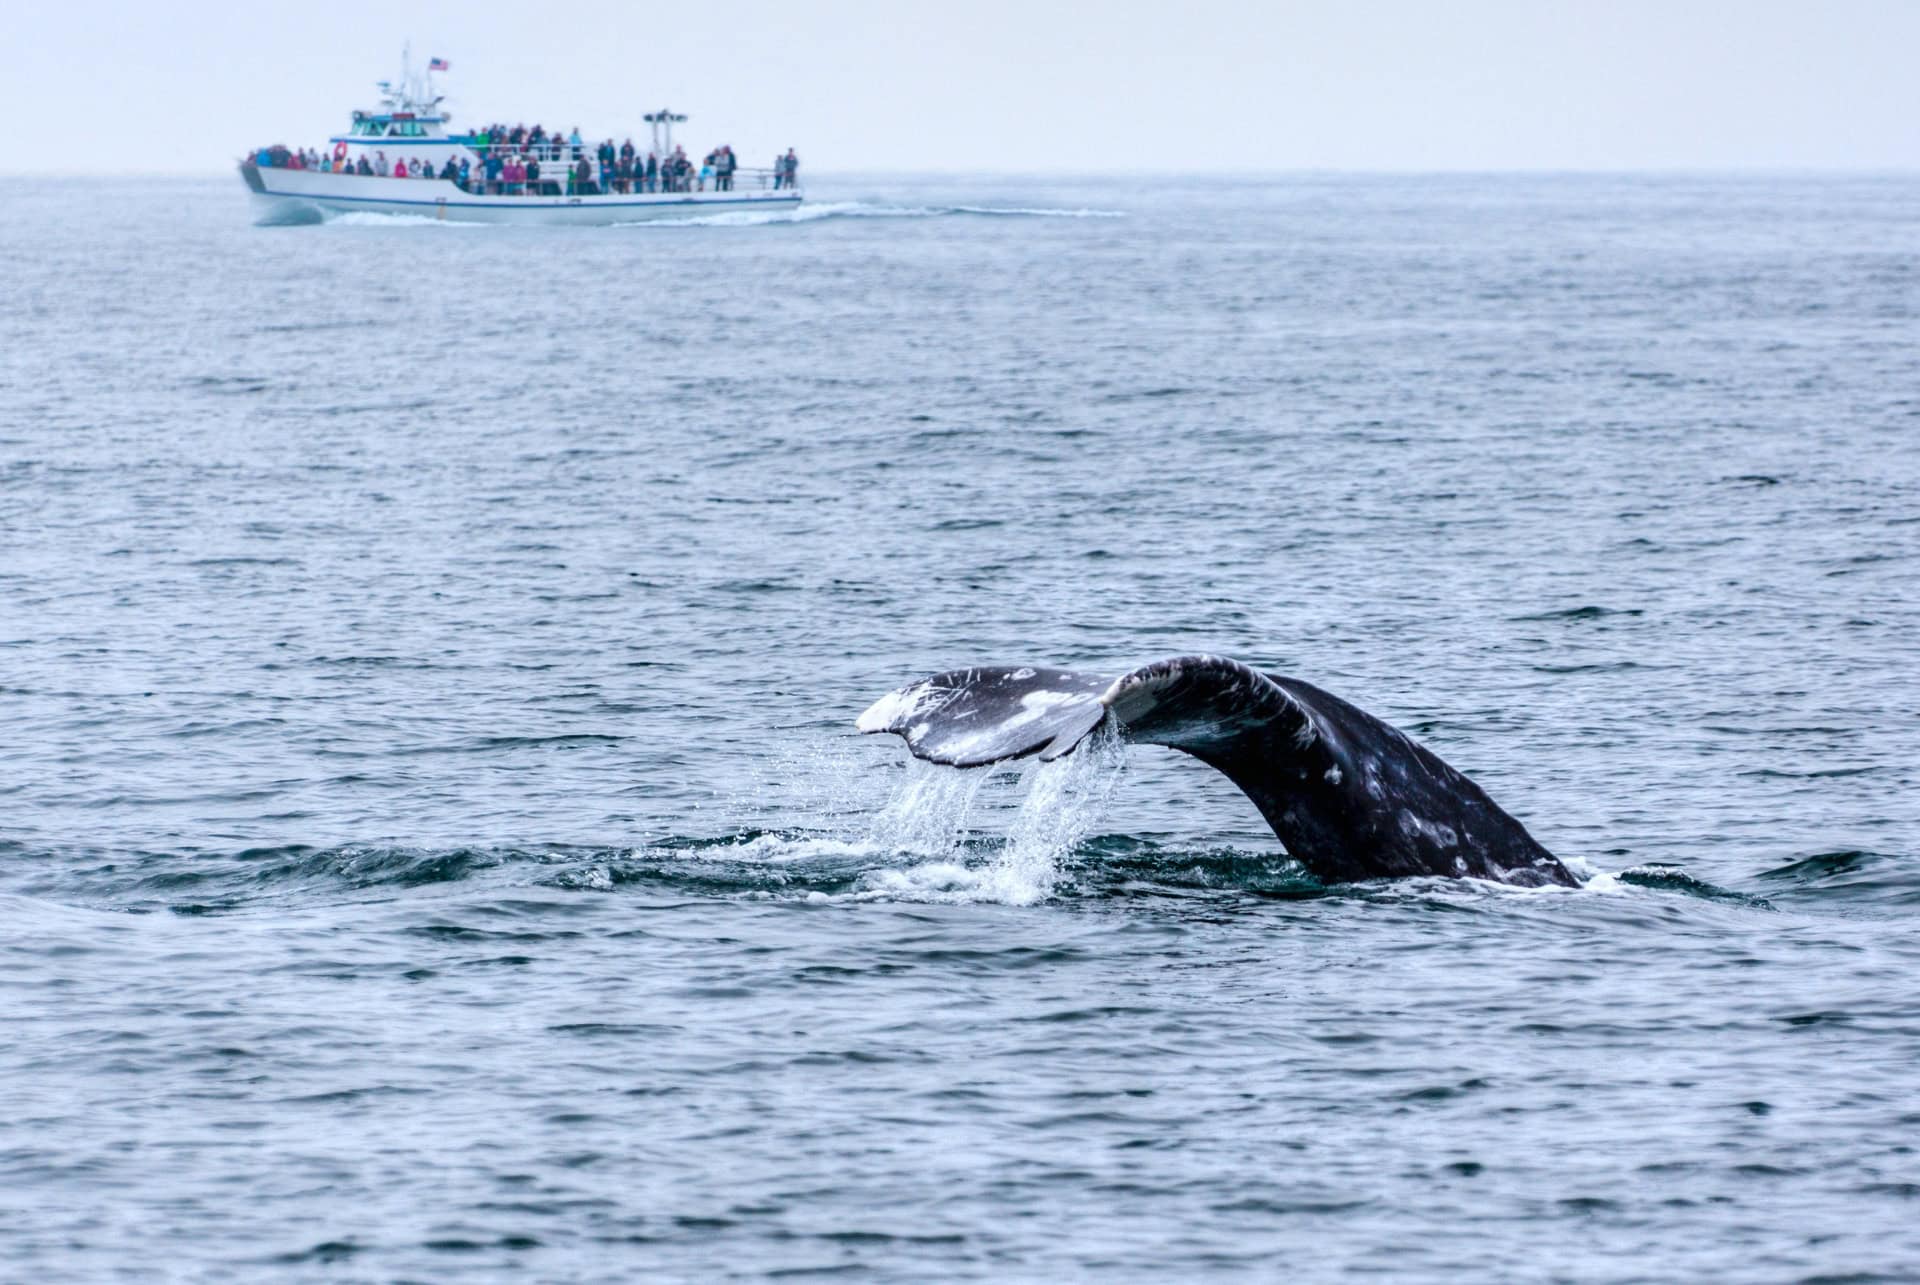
{"left": 858, "top": 655, "right": 1577, "bottom": 887}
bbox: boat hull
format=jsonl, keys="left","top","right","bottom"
{"left": 240, "top": 163, "right": 801, "bottom": 225}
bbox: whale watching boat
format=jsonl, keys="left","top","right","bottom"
{"left": 238, "top": 51, "right": 802, "bottom": 225}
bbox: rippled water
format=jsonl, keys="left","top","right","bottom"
{"left": 3, "top": 173, "right": 1919, "bottom": 1279}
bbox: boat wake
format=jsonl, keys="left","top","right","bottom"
{"left": 613, "top": 200, "right": 1129, "bottom": 229}
{"left": 256, "top": 200, "right": 1124, "bottom": 231}
{"left": 321, "top": 210, "right": 489, "bottom": 228}
{"left": 252, "top": 206, "right": 492, "bottom": 229}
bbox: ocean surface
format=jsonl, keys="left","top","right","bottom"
{"left": 2, "top": 171, "right": 1918, "bottom": 1280}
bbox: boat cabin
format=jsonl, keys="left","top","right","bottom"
{"left": 344, "top": 111, "right": 450, "bottom": 140}
{"left": 325, "top": 62, "right": 470, "bottom": 168}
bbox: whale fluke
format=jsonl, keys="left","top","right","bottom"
{"left": 858, "top": 655, "right": 1577, "bottom": 887}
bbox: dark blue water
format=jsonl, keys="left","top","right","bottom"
{"left": 3, "top": 173, "right": 1919, "bottom": 1279}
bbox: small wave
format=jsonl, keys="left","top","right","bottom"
{"left": 1612, "top": 864, "right": 1772, "bottom": 908}
{"left": 1757, "top": 850, "right": 1917, "bottom": 904}
{"left": 1064, "top": 836, "right": 1322, "bottom": 899}
{"left": 255, "top": 319, "right": 381, "bottom": 334}
{"left": 1511, "top": 605, "right": 1645, "bottom": 622}
{"left": 251, "top": 203, "right": 326, "bottom": 227}
{"left": 948, "top": 205, "right": 1127, "bottom": 219}
{"left": 8, "top": 844, "right": 515, "bottom": 915}
{"left": 185, "top": 374, "right": 273, "bottom": 394}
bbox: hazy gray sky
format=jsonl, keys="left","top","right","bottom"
{"left": 8, "top": 0, "right": 1918, "bottom": 173}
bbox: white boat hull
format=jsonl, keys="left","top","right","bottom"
{"left": 241, "top": 163, "right": 801, "bottom": 225}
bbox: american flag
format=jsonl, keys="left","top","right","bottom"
{"left": 428, "top": 57, "right": 449, "bottom": 71}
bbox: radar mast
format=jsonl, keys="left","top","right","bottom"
{"left": 644, "top": 108, "right": 688, "bottom": 157}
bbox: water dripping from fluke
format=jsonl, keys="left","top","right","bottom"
{"left": 851, "top": 722, "right": 1131, "bottom": 905}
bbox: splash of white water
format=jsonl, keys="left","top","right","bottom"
{"left": 856, "top": 724, "right": 1129, "bottom": 905}
{"left": 863, "top": 758, "right": 996, "bottom": 861}
{"left": 624, "top": 728, "right": 1128, "bottom": 906}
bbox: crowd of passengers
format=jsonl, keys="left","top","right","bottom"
{"left": 253, "top": 127, "right": 799, "bottom": 196}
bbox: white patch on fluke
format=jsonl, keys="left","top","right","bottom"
{"left": 918, "top": 689, "right": 1088, "bottom": 761}
{"left": 856, "top": 684, "right": 936, "bottom": 733}
{"left": 1100, "top": 667, "right": 1170, "bottom": 723}
{"left": 1010, "top": 688, "right": 1081, "bottom": 724}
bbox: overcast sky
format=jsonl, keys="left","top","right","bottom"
{"left": 8, "top": 0, "right": 1918, "bottom": 174}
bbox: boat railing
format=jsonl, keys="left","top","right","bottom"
{"left": 461, "top": 142, "right": 787, "bottom": 179}
{"left": 734, "top": 168, "right": 796, "bottom": 191}
{"left": 456, "top": 158, "right": 794, "bottom": 194}
{"left": 463, "top": 140, "right": 582, "bottom": 162}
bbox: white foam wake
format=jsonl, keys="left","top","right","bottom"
{"left": 613, "top": 200, "right": 1128, "bottom": 229}
{"left": 322, "top": 210, "right": 486, "bottom": 228}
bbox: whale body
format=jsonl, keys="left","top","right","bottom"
{"left": 858, "top": 655, "right": 1577, "bottom": 887}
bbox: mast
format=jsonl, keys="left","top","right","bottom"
{"left": 376, "top": 43, "right": 444, "bottom": 119}
{"left": 644, "top": 108, "right": 687, "bottom": 157}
